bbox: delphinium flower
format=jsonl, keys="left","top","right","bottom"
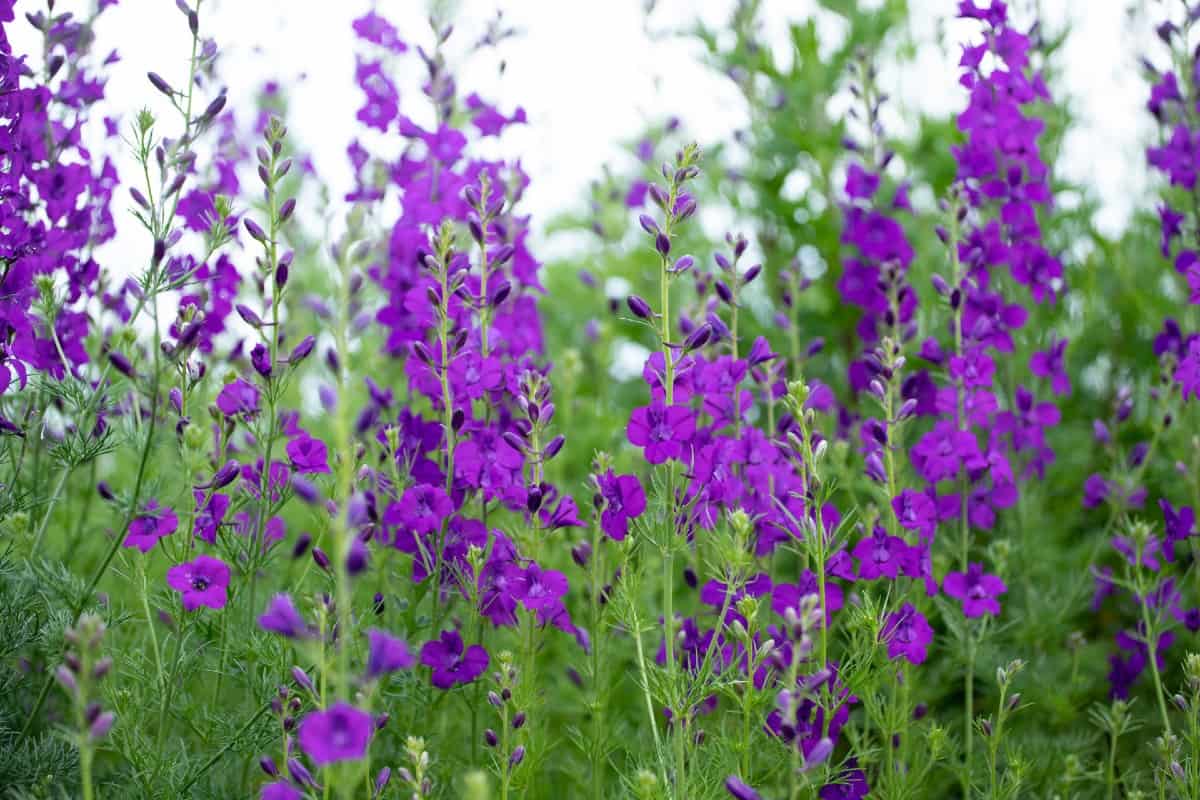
{"left": 0, "top": 3, "right": 119, "bottom": 409}
{"left": 1085, "top": 5, "right": 1200, "bottom": 712}
{"left": 166, "top": 554, "right": 231, "bottom": 610}
{"left": 911, "top": 3, "right": 1061, "bottom": 785}
{"left": 297, "top": 702, "right": 374, "bottom": 766}
{"left": 54, "top": 613, "right": 115, "bottom": 800}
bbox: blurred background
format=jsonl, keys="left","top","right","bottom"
{"left": 7, "top": 0, "right": 1153, "bottom": 260}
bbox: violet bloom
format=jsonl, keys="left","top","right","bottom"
{"left": 166, "top": 555, "right": 231, "bottom": 611}
{"left": 286, "top": 433, "right": 331, "bottom": 474}
{"left": 388, "top": 484, "right": 454, "bottom": 539}
{"left": 819, "top": 762, "right": 870, "bottom": 800}
{"left": 851, "top": 525, "right": 908, "bottom": 581}
{"left": 259, "top": 594, "right": 310, "bottom": 638}
{"left": 891, "top": 489, "right": 937, "bottom": 542}
{"left": 725, "top": 776, "right": 762, "bottom": 800}
{"left": 123, "top": 500, "right": 179, "bottom": 552}
{"left": 420, "top": 629, "right": 489, "bottom": 689}
{"left": 942, "top": 563, "right": 1007, "bottom": 618}
{"left": 1083, "top": 474, "right": 1110, "bottom": 509}
{"left": 1161, "top": 499, "right": 1196, "bottom": 561}
{"left": 216, "top": 378, "right": 260, "bottom": 417}
{"left": 508, "top": 562, "right": 569, "bottom": 613}
{"left": 1029, "top": 337, "right": 1070, "bottom": 396}
{"left": 596, "top": 470, "right": 646, "bottom": 540}
{"left": 880, "top": 602, "right": 933, "bottom": 664}
{"left": 365, "top": 628, "right": 415, "bottom": 679}
{"left": 261, "top": 783, "right": 302, "bottom": 800}
{"left": 910, "top": 419, "right": 980, "bottom": 483}
{"left": 627, "top": 401, "right": 695, "bottom": 464}
{"left": 297, "top": 702, "right": 373, "bottom": 765}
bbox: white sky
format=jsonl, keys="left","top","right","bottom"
{"left": 11, "top": 0, "right": 1152, "bottom": 262}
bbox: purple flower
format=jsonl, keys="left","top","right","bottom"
{"left": 942, "top": 563, "right": 1007, "bottom": 618}
{"left": 910, "top": 420, "right": 980, "bottom": 483}
{"left": 386, "top": 484, "right": 454, "bottom": 547}
{"left": 258, "top": 594, "right": 310, "bottom": 638}
{"left": 1083, "top": 474, "right": 1111, "bottom": 509}
{"left": 508, "top": 562, "right": 569, "bottom": 613}
{"left": 123, "top": 500, "right": 179, "bottom": 552}
{"left": 420, "top": 629, "right": 489, "bottom": 689}
{"left": 891, "top": 489, "right": 937, "bottom": 541}
{"left": 261, "top": 783, "right": 302, "bottom": 800}
{"left": 725, "top": 776, "right": 762, "bottom": 800}
{"left": 297, "top": 702, "right": 373, "bottom": 765}
{"left": 1029, "top": 337, "right": 1070, "bottom": 396}
{"left": 627, "top": 401, "right": 695, "bottom": 464}
{"left": 1161, "top": 499, "right": 1196, "bottom": 561}
{"left": 851, "top": 525, "right": 909, "bottom": 581}
{"left": 596, "top": 470, "right": 646, "bottom": 540}
{"left": 819, "top": 762, "right": 870, "bottom": 799}
{"left": 880, "top": 602, "right": 933, "bottom": 664}
{"left": 286, "top": 433, "right": 331, "bottom": 474}
{"left": 1175, "top": 338, "right": 1200, "bottom": 401}
{"left": 216, "top": 378, "right": 260, "bottom": 417}
{"left": 365, "top": 629, "right": 415, "bottom": 679}
{"left": 166, "top": 555, "right": 231, "bottom": 611}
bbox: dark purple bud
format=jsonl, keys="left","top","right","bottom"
{"left": 683, "top": 566, "right": 698, "bottom": 589}
{"left": 312, "top": 547, "right": 331, "bottom": 572}
{"left": 152, "top": 238, "right": 166, "bottom": 266}
{"left": 725, "top": 776, "right": 761, "bottom": 800}
{"left": 244, "top": 218, "right": 268, "bottom": 243}
{"left": 670, "top": 255, "right": 695, "bottom": 275}
{"left": 502, "top": 431, "right": 526, "bottom": 454}
{"left": 289, "top": 335, "right": 316, "bottom": 364}
{"left": 714, "top": 281, "right": 733, "bottom": 305}
{"left": 484, "top": 729, "right": 499, "bottom": 747}
{"left": 288, "top": 758, "right": 318, "bottom": 789}
{"left": 278, "top": 198, "right": 296, "bottom": 224}
{"left": 655, "top": 232, "right": 671, "bottom": 257}
{"left": 543, "top": 435, "right": 565, "bottom": 461}
{"left": 92, "top": 657, "right": 113, "bottom": 680}
{"left": 374, "top": 767, "right": 391, "bottom": 797}
{"left": 293, "top": 532, "right": 312, "bottom": 559}
{"left": 509, "top": 746, "right": 526, "bottom": 769}
{"left": 571, "top": 540, "right": 592, "bottom": 567}
{"left": 346, "top": 538, "right": 369, "bottom": 575}
{"left": 931, "top": 273, "right": 950, "bottom": 296}
{"left": 236, "top": 303, "right": 264, "bottom": 327}
{"left": 275, "top": 260, "right": 289, "bottom": 289}
{"left": 89, "top": 711, "right": 115, "bottom": 741}
{"left": 108, "top": 351, "right": 134, "bottom": 377}
{"left": 260, "top": 756, "right": 279, "bottom": 777}
{"left": 512, "top": 711, "right": 526, "bottom": 729}
{"left": 130, "top": 187, "right": 150, "bottom": 209}
{"left": 201, "top": 93, "right": 226, "bottom": 122}
{"left": 210, "top": 460, "right": 240, "bottom": 490}
{"left": 741, "top": 264, "right": 761, "bottom": 285}
{"left": 714, "top": 253, "right": 732, "bottom": 272}
{"left": 526, "top": 486, "right": 544, "bottom": 513}
{"left": 97, "top": 481, "right": 116, "bottom": 502}
{"left": 683, "top": 323, "right": 712, "bottom": 352}
{"left": 627, "top": 295, "right": 653, "bottom": 320}
{"left": 147, "top": 72, "right": 175, "bottom": 96}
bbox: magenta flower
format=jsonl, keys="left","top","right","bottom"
{"left": 286, "top": 433, "right": 331, "bottom": 474}
{"left": 216, "top": 378, "right": 260, "bottom": 417}
{"left": 258, "top": 594, "right": 310, "bottom": 639}
{"left": 1029, "top": 337, "right": 1070, "bottom": 396}
{"left": 507, "top": 562, "right": 569, "bottom": 613}
{"left": 627, "top": 401, "right": 695, "bottom": 464}
{"left": 123, "top": 500, "right": 178, "bottom": 552}
{"left": 386, "top": 484, "right": 454, "bottom": 542}
{"left": 420, "top": 629, "right": 489, "bottom": 689}
{"left": 851, "top": 525, "right": 909, "bottom": 581}
{"left": 880, "top": 602, "right": 933, "bottom": 664}
{"left": 596, "top": 470, "right": 646, "bottom": 540}
{"left": 297, "top": 702, "right": 373, "bottom": 765}
{"left": 891, "top": 489, "right": 937, "bottom": 542}
{"left": 166, "top": 555, "right": 231, "bottom": 611}
{"left": 261, "top": 783, "right": 302, "bottom": 800}
{"left": 942, "top": 563, "right": 1007, "bottom": 618}
{"left": 910, "top": 420, "right": 981, "bottom": 483}
{"left": 365, "top": 629, "right": 415, "bottom": 679}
